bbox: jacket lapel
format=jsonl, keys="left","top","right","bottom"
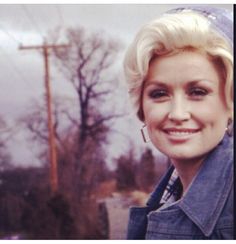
{"left": 179, "top": 135, "right": 233, "bottom": 236}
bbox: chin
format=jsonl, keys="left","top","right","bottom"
{"left": 167, "top": 150, "right": 208, "bottom": 163}
{"left": 159, "top": 148, "right": 199, "bottom": 161}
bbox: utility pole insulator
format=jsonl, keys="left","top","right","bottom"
{"left": 19, "top": 42, "right": 69, "bottom": 194}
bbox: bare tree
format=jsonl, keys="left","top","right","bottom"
{"left": 0, "top": 116, "right": 12, "bottom": 170}
{"left": 17, "top": 26, "right": 124, "bottom": 238}
{"left": 50, "top": 27, "right": 123, "bottom": 150}
{"left": 136, "top": 149, "right": 157, "bottom": 192}
{"left": 19, "top": 26, "right": 123, "bottom": 200}
{"left": 49, "top": 27, "right": 124, "bottom": 195}
{"left": 116, "top": 147, "right": 138, "bottom": 191}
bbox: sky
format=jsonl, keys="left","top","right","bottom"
{"left": 0, "top": 4, "right": 233, "bottom": 168}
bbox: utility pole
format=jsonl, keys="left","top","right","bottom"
{"left": 19, "top": 42, "right": 69, "bottom": 194}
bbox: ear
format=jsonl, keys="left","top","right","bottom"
{"left": 226, "top": 102, "right": 233, "bottom": 121}
{"left": 226, "top": 118, "right": 233, "bottom": 137}
{"left": 229, "top": 108, "right": 233, "bottom": 122}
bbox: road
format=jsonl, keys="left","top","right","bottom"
{"left": 105, "top": 194, "right": 131, "bottom": 240}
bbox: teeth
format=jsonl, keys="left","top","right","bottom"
{"left": 167, "top": 131, "right": 196, "bottom": 135}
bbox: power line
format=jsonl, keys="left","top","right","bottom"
{"left": 54, "top": 5, "right": 65, "bottom": 27}
{"left": 0, "top": 23, "right": 41, "bottom": 104}
{"left": 20, "top": 4, "right": 45, "bottom": 40}
{"left": 0, "top": 24, "right": 22, "bottom": 45}
{"left": 0, "top": 46, "right": 39, "bottom": 95}
{"left": 0, "top": 49, "right": 40, "bottom": 109}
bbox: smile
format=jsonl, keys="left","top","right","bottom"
{"left": 164, "top": 129, "right": 200, "bottom": 134}
{"left": 163, "top": 128, "right": 201, "bottom": 139}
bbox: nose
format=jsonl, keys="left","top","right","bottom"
{"left": 168, "top": 96, "right": 191, "bottom": 122}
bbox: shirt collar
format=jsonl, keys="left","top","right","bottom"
{"left": 179, "top": 134, "right": 233, "bottom": 236}
{"left": 159, "top": 169, "right": 182, "bottom": 205}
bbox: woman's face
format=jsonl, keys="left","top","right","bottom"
{"left": 142, "top": 50, "right": 231, "bottom": 163}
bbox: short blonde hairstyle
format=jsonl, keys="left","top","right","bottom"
{"left": 123, "top": 10, "right": 233, "bottom": 121}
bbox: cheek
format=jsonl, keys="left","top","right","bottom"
{"left": 143, "top": 101, "right": 168, "bottom": 126}
{"left": 191, "top": 101, "right": 229, "bottom": 126}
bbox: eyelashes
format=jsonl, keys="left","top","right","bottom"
{"left": 148, "top": 89, "right": 168, "bottom": 99}
{"left": 147, "top": 87, "right": 209, "bottom": 100}
{"left": 188, "top": 87, "right": 208, "bottom": 97}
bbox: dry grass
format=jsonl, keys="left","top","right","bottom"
{"left": 123, "top": 190, "right": 149, "bottom": 206}
{"left": 93, "top": 180, "right": 117, "bottom": 199}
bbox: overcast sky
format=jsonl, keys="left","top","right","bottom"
{"left": 0, "top": 4, "right": 233, "bottom": 168}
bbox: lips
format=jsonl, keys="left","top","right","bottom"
{"left": 163, "top": 128, "right": 201, "bottom": 136}
{"left": 163, "top": 128, "right": 200, "bottom": 143}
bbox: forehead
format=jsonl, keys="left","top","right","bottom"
{"left": 145, "top": 50, "right": 221, "bottom": 86}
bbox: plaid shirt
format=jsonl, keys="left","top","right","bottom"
{"left": 158, "top": 169, "right": 183, "bottom": 209}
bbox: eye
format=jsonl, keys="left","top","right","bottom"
{"left": 188, "top": 87, "right": 208, "bottom": 97}
{"left": 148, "top": 89, "right": 168, "bottom": 99}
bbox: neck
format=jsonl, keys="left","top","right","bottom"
{"left": 171, "top": 156, "right": 206, "bottom": 194}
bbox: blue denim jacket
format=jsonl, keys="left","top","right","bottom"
{"left": 127, "top": 134, "right": 233, "bottom": 239}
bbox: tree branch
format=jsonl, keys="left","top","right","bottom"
{"left": 88, "top": 114, "right": 124, "bottom": 131}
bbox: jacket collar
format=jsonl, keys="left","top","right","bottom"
{"left": 179, "top": 134, "right": 233, "bottom": 236}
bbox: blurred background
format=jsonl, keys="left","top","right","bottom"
{"left": 0, "top": 4, "right": 232, "bottom": 240}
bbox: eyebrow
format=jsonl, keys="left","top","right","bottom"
{"left": 144, "top": 79, "right": 214, "bottom": 89}
{"left": 144, "top": 80, "right": 168, "bottom": 89}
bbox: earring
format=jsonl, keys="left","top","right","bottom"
{"left": 140, "top": 125, "right": 150, "bottom": 143}
{"left": 226, "top": 118, "right": 233, "bottom": 137}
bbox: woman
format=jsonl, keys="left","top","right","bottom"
{"left": 123, "top": 6, "right": 233, "bottom": 239}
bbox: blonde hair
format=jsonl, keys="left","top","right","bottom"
{"left": 123, "top": 10, "right": 233, "bottom": 121}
